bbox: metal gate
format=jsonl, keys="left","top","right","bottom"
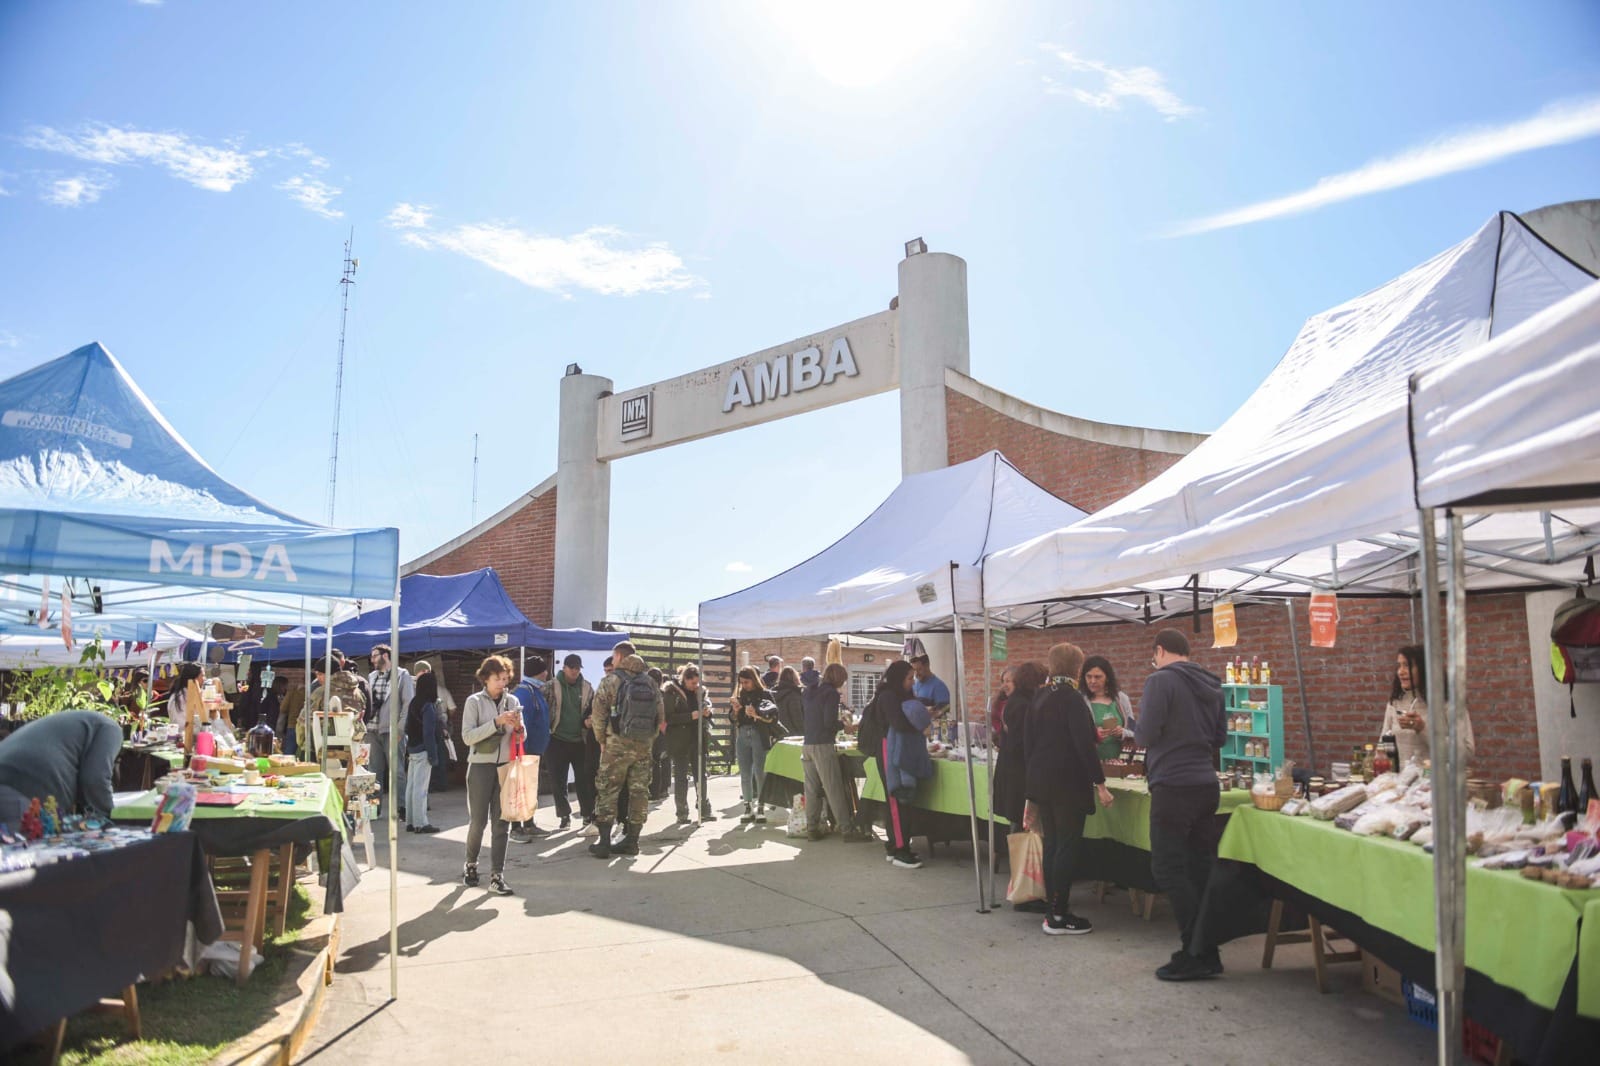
{"left": 597, "top": 621, "right": 736, "bottom": 775}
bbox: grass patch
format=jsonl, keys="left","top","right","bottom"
{"left": 14, "top": 885, "right": 317, "bottom": 1066}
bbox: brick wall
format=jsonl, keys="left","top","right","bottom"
{"left": 944, "top": 386, "right": 1188, "bottom": 512}
{"left": 957, "top": 594, "right": 1538, "bottom": 782}
{"left": 411, "top": 487, "right": 558, "bottom": 627}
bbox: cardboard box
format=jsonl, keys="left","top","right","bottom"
{"left": 1362, "top": 949, "right": 1405, "bottom": 1006}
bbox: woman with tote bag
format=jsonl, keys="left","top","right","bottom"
{"left": 460, "top": 654, "right": 522, "bottom": 896}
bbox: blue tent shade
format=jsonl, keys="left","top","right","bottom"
{"left": 0, "top": 343, "right": 398, "bottom": 601}
{"left": 205, "top": 568, "right": 624, "bottom": 661}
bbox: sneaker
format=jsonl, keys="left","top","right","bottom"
{"left": 1156, "top": 952, "right": 1219, "bottom": 981}
{"left": 699, "top": 806, "right": 717, "bottom": 821}
{"left": 754, "top": 808, "right": 768, "bottom": 824}
{"left": 583, "top": 821, "right": 600, "bottom": 838}
{"left": 806, "top": 828, "right": 825, "bottom": 841}
{"left": 559, "top": 816, "right": 572, "bottom": 830}
{"left": 676, "top": 812, "right": 691, "bottom": 825}
{"left": 405, "top": 825, "right": 417, "bottom": 833}
{"left": 1043, "top": 913, "right": 1093, "bottom": 936}
{"left": 1013, "top": 899, "right": 1049, "bottom": 914}
{"left": 488, "top": 873, "right": 513, "bottom": 897}
{"left": 889, "top": 849, "right": 923, "bottom": 870}
{"left": 508, "top": 829, "right": 534, "bottom": 845}
{"left": 523, "top": 823, "right": 549, "bottom": 837}
{"left": 415, "top": 825, "right": 441, "bottom": 835}
{"left": 462, "top": 862, "right": 479, "bottom": 888}
{"left": 841, "top": 829, "right": 871, "bottom": 843}
{"left": 740, "top": 809, "right": 755, "bottom": 825}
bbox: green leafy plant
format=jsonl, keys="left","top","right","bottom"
{"left": 9, "top": 638, "right": 121, "bottom": 721}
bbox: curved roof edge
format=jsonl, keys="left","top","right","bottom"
{"left": 944, "top": 368, "right": 1207, "bottom": 456}
{"left": 403, "top": 472, "right": 556, "bottom": 575}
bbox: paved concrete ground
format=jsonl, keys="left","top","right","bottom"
{"left": 300, "top": 775, "right": 1435, "bottom": 1065}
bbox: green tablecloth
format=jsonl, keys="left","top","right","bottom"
{"left": 1581, "top": 898, "right": 1600, "bottom": 1020}
{"left": 1218, "top": 805, "right": 1594, "bottom": 1015}
{"left": 114, "top": 773, "right": 344, "bottom": 832}
{"left": 764, "top": 739, "right": 1250, "bottom": 852}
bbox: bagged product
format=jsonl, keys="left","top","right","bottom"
{"left": 1006, "top": 830, "right": 1046, "bottom": 904}
{"left": 498, "top": 737, "right": 540, "bottom": 823}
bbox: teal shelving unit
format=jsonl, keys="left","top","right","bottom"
{"left": 1220, "top": 683, "right": 1284, "bottom": 776}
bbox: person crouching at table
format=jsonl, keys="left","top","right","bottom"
{"left": 1023, "top": 643, "right": 1113, "bottom": 936}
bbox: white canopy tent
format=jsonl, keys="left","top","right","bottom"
{"left": 0, "top": 618, "right": 201, "bottom": 669}
{"left": 1412, "top": 281, "right": 1600, "bottom": 511}
{"left": 979, "top": 206, "right": 1597, "bottom": 1066}
{"left": 700, "top": 450, "right": 1090, "bottom": 911}
{"left": 699, "top": 450, "right": 1088, "bottom": 637}
{"left": 1407, "top": 264, "right": 1600, "bottom": 1066}
{"left": 984, "top": 210, "right": 1598, "bottom": 610}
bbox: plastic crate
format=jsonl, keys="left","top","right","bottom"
{"left": 1403, "top": 979, "right": 1438, "bottom": 1030}
{"left": 1402, "top": 981, "right": 1502, "bottom": 1064}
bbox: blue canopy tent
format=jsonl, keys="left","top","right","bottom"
{"left": 202, "top": 568, "right": 623, "bottom": 661}
{"left": 0, "top": 343, "right": 397, "bottom": 622}
{"left": 0, "top": 341, "right": 406, "bottom": 996}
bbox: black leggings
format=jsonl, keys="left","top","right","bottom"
{"left": 1038, "top": 799, "right": 1086, "bottom": 917}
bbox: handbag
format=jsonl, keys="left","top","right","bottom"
{"left": 498, "top": 735, "right": 540, "bottom": 823}
{"left": 756, "top": 699, "right": 788, "bottom": 745}
{"left": 1006, "top": 830, "right": 1046, "bottom": 904}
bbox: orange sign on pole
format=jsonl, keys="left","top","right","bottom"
{"left": 1309, "top": 591, "right": 1340, "bottom": 648}
{"left": 1212, "top": 600, "right": 1238, "bottom": 648}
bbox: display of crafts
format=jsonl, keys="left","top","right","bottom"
{"left": 1268, "top": 759, "right": 1600, "bottom": 889}
{"left": 0, "top": 803, "right": 154, "bottom": 872}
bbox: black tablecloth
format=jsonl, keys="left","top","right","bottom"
{"left": 111, "top": 812, "right": 347, "bottom": 914}
{"left": 1192, "top": 857, "right": 1598, "bottom": 1066}
{"left": 0, "top": 831, "right": 222, "bottom": 1049}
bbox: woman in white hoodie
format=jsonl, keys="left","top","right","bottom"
{"left": 460, "top": 654, "right": 522, "bottom": 896}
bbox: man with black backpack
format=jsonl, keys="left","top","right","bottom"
{"left": 589, "top": 641, "right": 664, "bottom": 859}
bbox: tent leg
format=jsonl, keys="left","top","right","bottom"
{"left": 1284, "top": 600, "right": 1317, "bottom": 773}
{"left": 950, "top": 604, "right": 987, "bottom": 914}
{"left": 1420, "top": 508, "right": 1464, "bottom": 1066}
{"left": 388, "top": 598, "right": 400, "bottom": 1002}
{"left": 982, "top": 618, "right": 998, "bottom": 909}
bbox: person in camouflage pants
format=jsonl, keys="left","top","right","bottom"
{"left": 589, "top": 641, "right": 663, "bottom": 858}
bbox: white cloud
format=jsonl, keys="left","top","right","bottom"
{"left": 387, "top": 203, "right": 704, "bottom": 297}
{"left": 0, "top": 330, "right": 19, "bottom": 349}
{"left": 384, "top": 202, "right": 432, "bottom": 229}
{"left": 281, "top": 143, "right": 330, "bottom": 170}
{"left": 725, "top": 561, "right": 753, "bottom": 573}
{"left": 277, "top": 174, "right": 343, "bottom": 219}
{"left": 23, "top": 123, "right": 255, "bottom": 191}
{"left": 0, "top": 171, "right": 14, "bottom": 196}
{"left": 1041, "top": 45, "right": 1197, "bottom": 122}
{"left": 1170, "top": 95, "right": 1600, "bottom": 237}
{"left": 42, "top": 172, "right": 114, "bottom": 207}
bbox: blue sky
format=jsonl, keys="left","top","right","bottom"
{"left": 2, "top": 1, "right": 1597, "bottom": 623}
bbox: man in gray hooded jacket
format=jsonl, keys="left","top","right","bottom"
{"left": 1136, "top": 628, "right": 1227, "bottom": 982}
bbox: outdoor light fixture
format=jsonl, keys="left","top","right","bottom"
{"left": 864, "top": 653, "right": 875, "bottom": 663}
{"left": 904, "top": 237, "right": 927, "bottom": 258}
{"left": 565, "top": 363, "right": 583, "bottom": 376}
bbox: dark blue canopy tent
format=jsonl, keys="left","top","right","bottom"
{"left": 202, "top": 568, "right": 622, "bottom": 661}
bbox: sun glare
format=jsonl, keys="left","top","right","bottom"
{"left": 758, "top": 1, "right": 974, "bottom": 88}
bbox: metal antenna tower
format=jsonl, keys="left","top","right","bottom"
{"left": 471, "top": 433, "right": 480, "bottom": 524}
{"left": 327, "top": 232, "right": 357, "bottom": 523}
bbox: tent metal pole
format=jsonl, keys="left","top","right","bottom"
{"left": 1419, "top": 509, "right": 1463, "bottom": 1066}
{"left": 982, "top": 615, "right": 998, "bottom": 910}
{"left": 388, "top": 596, "right": 400, "bottom": 1001}
{"left": 1283, "top": 600, "right": 1317, "bottom": 773}
{"left": 949, "top": 565, "right": 987, "bottom": 913}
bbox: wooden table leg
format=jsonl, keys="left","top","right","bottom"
{"left": 237, "top": 848, "right": 271, "bottom": 985}
{"left": 48, "top": 1018, "right": 66, "bottom": 1064}
{"left": 120, "top": 984, "right": 140, "bottom": 1040}
{"left": 273, "top": 843, "right": 295, "bottom": 937}
{"left": 1263, "top": 899, "right": 1284, "bottom": 968}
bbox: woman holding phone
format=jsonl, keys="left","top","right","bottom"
{"left": 460, "top": 654, "right": 523, "bottom": 896}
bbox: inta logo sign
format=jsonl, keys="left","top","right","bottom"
{"left": 620, "top": 392, "right": 652, "bottom": 441}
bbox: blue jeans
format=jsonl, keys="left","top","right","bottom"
{"left": 406, "top": 750, "right": 432, "bottom": 828}
{"left": 736, "top": 725, "right": 768, "bottom": 806}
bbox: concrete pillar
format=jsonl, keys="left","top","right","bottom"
{"left": 896, "top": 250, "right": 970, "bottom": 476}
{"left": 552, "top": 370, "right": 613, "bottom": 629}
{"left": 895, "top": 248, "right": 971, "bottom": 704}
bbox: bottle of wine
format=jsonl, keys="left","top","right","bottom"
{"left": 1556, "top": 756, "right": 1579, "bottom": 817}
{"left": 1579, "top": 757, "right": 1597, "bottom": 814}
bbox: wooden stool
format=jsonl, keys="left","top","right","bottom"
{"left": 1127, "top": 887, "right": 1159, "bottom": 920}
{"left": 209, "top": 846, "right": 301, "bottom": 984}
{"left": 46, "top": 984, "right": 140, "bottom": 1064}
{"left": 1261, "top": 898, "right": 1362, "bottom": 992}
